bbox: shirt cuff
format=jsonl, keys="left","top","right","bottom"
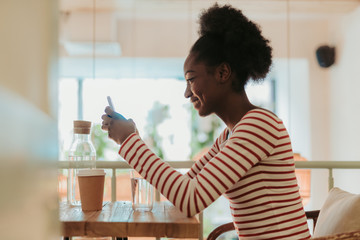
{"left": 118, "top": 133, "right": 139, "bottom": 161}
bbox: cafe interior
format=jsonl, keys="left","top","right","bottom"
{"left": 1, "top": 0, "right": 360, "bottom": 239}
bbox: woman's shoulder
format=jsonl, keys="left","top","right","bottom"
{"left": 217, "top": 127, "right": 231, "bottom": 144}
{"left": 233, "top": 108, "right": 284, "bottom": 131}
{"left": 243, "top": 108, "right": 282, "bottom": 122}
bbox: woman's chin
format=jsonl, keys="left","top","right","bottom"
{"left": 196, "top": 108, "right": 211, "bottom": 117}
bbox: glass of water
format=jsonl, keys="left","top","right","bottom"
{"left": 130, "top": 170, "right": 154, "bottom": 212}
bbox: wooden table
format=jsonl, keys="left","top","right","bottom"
{"left": 60, "top": 201, "right": 200, "bottom": 239}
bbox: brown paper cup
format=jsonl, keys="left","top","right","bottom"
{"left": 78, "top": 169, "right": 105, "bottom": 211}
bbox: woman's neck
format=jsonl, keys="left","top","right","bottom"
{"left": 216, "top": 91, "right": 257, "bottom": 131}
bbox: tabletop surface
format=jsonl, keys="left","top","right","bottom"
{"left": 60, "top": 201, "right": 200, "bottom": 238}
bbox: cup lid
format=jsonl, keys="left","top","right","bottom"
{"left": 78, "top": 169, "right": 105, "bottom": 176}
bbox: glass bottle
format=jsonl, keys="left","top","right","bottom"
{"left": 68, "top": 120, "right": 96, "bottom": 206}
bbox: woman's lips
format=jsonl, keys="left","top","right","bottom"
{"left": 191, "top": 98, "right": 200, "bottom": 107}
{"left": 191, "top": 97, "right": 199, "bottom": 103}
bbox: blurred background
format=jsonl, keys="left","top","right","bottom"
{"left": 1, "top": 0, "right": 360, "bottom": 239}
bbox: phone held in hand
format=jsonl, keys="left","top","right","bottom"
{"left": 107, "top": 96, "right": 127, "bottom": 120}
{"left": 107, "top": 96, "right": 115, "bottom": 110}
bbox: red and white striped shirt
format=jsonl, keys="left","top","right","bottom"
{"left": 119, "top": 108, "right": 311, "bottom": 239}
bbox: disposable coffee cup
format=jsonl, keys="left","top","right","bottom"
{"left": 77, "top": 169, "right": 106, "bottom": 211}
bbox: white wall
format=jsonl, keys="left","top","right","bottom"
{"left": 330, "top": 6, "right": 360, "bottom": 161}
{"left": 329, "top": 6, "right": 360, "bottom": 194}
{"left": 260, "top": 18, "right": 330, "bottom": 162}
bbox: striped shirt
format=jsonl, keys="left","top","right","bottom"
{"left": 119, "top": 108, "right": 311, "bottom": 239}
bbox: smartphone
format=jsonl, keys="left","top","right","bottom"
{"left": 107, "top": 96, "right": 115, "bottom": 110}
{"left": 107, "top": 96, "right": 127, "bottom": 120}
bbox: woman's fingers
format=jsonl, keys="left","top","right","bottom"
{"left": 101, "top": 114, "right": 109, "bottom": 120}
{"left": 101, "top": 113, "right": 112, "bottom": 131}
{"left": 104, "top": 106, "right": 114, "bottom": 117}
{"left": 102, "top": 107, "right": 136, "bottom": 144}
{"left": 101, "top": 120, "right": 109, "bottom": 131}
{"left": 105, "top": 106, "right": 126, "bottom": 120}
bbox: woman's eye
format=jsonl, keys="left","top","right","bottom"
{"left": 186, "top": 77, "right": 195, "bottom": 83}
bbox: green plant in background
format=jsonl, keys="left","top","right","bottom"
{"left": 89, "top": 101, "right": 170, "bottom": 161}
{"left": 91, "top": 123, "right": 111, "bottom": 160}
{"left": 144, "top": 101, "right": 170, "bottom": 159}
{"left": 189, "top": 106, "right": 221, "bottom": 159}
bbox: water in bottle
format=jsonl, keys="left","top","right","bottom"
{"left": 68, "top": 120, "right": 96, "bottom": 206}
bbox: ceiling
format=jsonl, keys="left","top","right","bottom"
{"left": 58, "top": 0, "right": 360, "bottom": 79}
{"left": 60, "top": 0, "right": 360, "bottom": 19}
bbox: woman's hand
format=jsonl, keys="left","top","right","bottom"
{"left": 101, "top": 106, "right": 137, "bottom": 145}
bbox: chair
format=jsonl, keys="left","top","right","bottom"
{"left": 207, "top": 222, "right": 236, "bottom": 240}
{"left": 208, "top": 187, "right": 360, "bottom": 239}
{"left": 206, "top": 211, "right": 320, "bottom": 240}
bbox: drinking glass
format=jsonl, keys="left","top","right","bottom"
{"left": 130, "top": 170, "right": 154, "bottom": 212}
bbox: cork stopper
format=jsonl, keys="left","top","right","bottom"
{"left": 73, "top": 120, "right": 92, "bottom": 134}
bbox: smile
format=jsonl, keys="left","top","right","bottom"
{"left": 191, "top": 97, "right": 199, "bottom": 104}
{"left": 191, "top": 98, "right": 200, "bottom": 108}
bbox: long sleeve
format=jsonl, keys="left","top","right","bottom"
{"left": 185, "top": 128, "right": 231, "bottom": 179}
{"left": 119, "top": 109, "right": 276, "bottom": 217}
{"left": 185, "top": 136, "right": 221, "bottom": 179}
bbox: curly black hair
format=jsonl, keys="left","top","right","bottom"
{"left": 190, "top": 3, "right": 273, "bottom": 92}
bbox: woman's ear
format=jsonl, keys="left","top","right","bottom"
{"left": 216, "top": 62, "right": 232, "bottom": 84}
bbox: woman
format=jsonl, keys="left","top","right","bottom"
{"left": 102, "top": 3, "right": 310, "bottom": 239}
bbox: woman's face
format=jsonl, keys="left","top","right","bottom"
{"left": 183, "top": 53, "right": 222, "bottom": 117}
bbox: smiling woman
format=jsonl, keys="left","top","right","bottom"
{"left": 99, "top": 3, "right": 311, "bottom": 239}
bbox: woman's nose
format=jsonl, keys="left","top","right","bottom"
{"left": 184, "top": 84, "right": 192, "bottom": 98}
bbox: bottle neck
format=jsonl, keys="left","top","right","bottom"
{"left": 74, "top": 133, "right": 91, "bottom": 141}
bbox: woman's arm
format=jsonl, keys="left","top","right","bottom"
{"left": 185, "top": 129, "right": 228, "bottom": 179}
{"left": 119, "top": 111, "right": 277, "bottom": 216}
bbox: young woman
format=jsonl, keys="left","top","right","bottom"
{"left": 101, "top": 3, "right": 310, "bottom": 239}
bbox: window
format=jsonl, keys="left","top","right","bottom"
{"left": 58, "top": 76, "right": 276, "bottom": 161}
{"left": 58, "top": 77, "right": 194, "bottom": 161}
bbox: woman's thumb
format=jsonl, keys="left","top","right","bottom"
{"left": 128, "top": 118, "right": 139, "bottom": 135}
